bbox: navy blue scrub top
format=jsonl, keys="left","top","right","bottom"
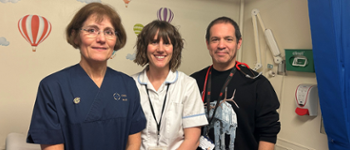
{"left": 27, "top": 64, "right": 146, "bottom": 150}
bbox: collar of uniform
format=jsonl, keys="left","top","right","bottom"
{"left": 137, "top": 68, "right": 178, "bottom": 86}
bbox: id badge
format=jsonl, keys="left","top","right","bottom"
{"left": 147, "top": 146, "right": 167, "bottom": 150}
{"left": 199, "top": 135, "right": 215, "bottom": 150}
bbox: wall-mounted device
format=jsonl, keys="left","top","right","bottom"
{"left": 285, "top": 49, "right": 315, "bottom": 72}
{"left": 295, "top": 84, "right": 318, "bottom": 116}
{"left": 292, "top": 56, "right": 308, "bottom": 67}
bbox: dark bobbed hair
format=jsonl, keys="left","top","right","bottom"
{"left": 66, "top": 2, "right": 127, "bottom": 51}
{"left": 205, "top": 16, "right": 241, "bottom": 44}
{"left": 134, "top": 20, "right": 184, "bottom": 71}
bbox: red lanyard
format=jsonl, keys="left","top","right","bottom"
{"left": 201, "top": 61, "right": 255, "bottom": 102}
{"left": 201, "top": 65, "right": 212, "bottom": 102}
{"left": 202, "top": 61, "right": 249, "bottom": 102}
{"left": 203, "top": 64, "right": 237, "bottom": 128}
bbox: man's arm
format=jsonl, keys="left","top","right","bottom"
{"left": 255, "top": 79, "right": 281, "bottom": 146}
{"left": 126, "top": 132, "right": 141, "bottom": 150}
{"left": 258, "top": 141, "right": 275, "bottom": 150}
{"left": 176, "top": 127, "right": 201, "bottom": 150}
{"left": 41, "top": 144, "right": 64, "bottom": 150}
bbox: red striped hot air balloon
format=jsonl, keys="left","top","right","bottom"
{"left": 123, "top": 0, "right": 131, "bottom": 8}
{"left": 18, "top": 15, "right": 52, "bottom": 52}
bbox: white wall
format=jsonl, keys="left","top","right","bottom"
{"left": 0, "top": 0, "right": 239, "bottom": 149}
{"left": 241, "top": 0, "right": 328, "bottom": 149}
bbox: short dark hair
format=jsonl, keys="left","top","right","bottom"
{"left": 205, "top": 16, "right": 241, "bottom": 43}
{"left": 66, "top": 2, "right": 127, "bottom": 51}
{"left": 134, "top": 20, "right": 184, "bottom": 71}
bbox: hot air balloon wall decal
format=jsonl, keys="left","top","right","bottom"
{"left": 123, "top": 0, "right": 131, "bottom": 8}
{"left": 157, "top": 7, "right": 174, "bottom": 23}
{"left": 133, "top": 23, "right": 144, "bottom": 36}
{"left": 122, "top": 23, "right": 144, "bottom": 61}
{"left": 18, "top": 15, "right": 52, "bottom": 52}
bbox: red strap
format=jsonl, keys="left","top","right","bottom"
{"left": 202, "top": 62, "right": 252, "bottom": 102}
{"left": 201, "top": 65, "right": 212, "bottom": 102}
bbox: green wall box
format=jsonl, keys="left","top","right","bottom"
{"left": 285, "top": 49, "right": 315, "bottom": 72}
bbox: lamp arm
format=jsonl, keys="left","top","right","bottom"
{"left": 252, "top": 9, "right": 283, "bottom": 65}
{"left": 252, "top": 9, "right": 262, "bottom": 71}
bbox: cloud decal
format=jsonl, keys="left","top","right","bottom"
{"left": 0, "top": 37, "right": 10, "bottom": 46}
{"left": 0, "top": 0, "right": 20, "bottom": 3}
{"left": 76, "top": 0, "right": 101, "bottom": 3}
{"left": 126, "top": 53, "right": 136, "bottom": 60}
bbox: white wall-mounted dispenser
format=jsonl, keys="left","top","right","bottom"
{"left": 295, "top": 84, "right": 319, "bottom": 116}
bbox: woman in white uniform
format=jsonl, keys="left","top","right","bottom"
{"left": 132, "top": 20, "right": 208, "bottom": 150}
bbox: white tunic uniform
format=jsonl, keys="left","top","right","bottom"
{"left": 132, "top": 69, "right": 208, "bottom": 150}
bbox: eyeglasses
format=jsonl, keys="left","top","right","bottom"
{"left": 80, "top": 27, "right": 118, "bottom": 39}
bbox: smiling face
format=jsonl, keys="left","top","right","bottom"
{"left": 77, "top": 14, "right": 116, "bottom": 64}
{"left": 147, "top": 31, "right": 173, "bottom": 71}
{"left": 207, "top": 22, "right": 242, "bottom": 71}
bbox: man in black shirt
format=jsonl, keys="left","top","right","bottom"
{"left": 191, "top": 16, "right": 280, "bottom": 150}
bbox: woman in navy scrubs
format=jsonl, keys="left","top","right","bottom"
{"left": 132, "top": 20, "right": 208, "bottom": 150}
{"left": 26, "top": 2, "right": 146, "bottom": 150}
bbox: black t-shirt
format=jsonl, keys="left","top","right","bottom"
{"left": 191, "top": 65, "right": 280, "bottom": 150}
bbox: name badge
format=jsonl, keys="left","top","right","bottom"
{"left": 199, "top": 136, "right": 215, "bottom": 150}
{"left": 148, "top": 146, "right": 167, "bottom": 150}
